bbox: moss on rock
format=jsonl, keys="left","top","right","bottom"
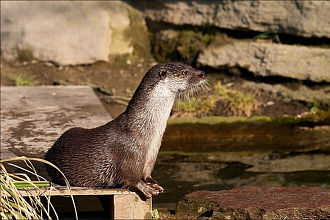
{"left": 150, "top": 27, "right": 217, "bottom": 64}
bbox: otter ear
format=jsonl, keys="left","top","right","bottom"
{"left": 159, "top": 69, "right": 167, "bottom": 80}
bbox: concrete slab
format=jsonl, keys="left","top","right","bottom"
{"left": 1, "top": 86, "right": 112, "bottom": 159}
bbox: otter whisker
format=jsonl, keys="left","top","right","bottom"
{"left": 195, "top": 85, "right": 205, "bottom": 97}
{"left": 188, "top": 89, "right": 197, "bottom": 107}
{"left": 194, "top": 87, "right": 204, "bottom": 99}
{"left": 204, "top": 80, "right": 212, "bottom": 87}
{"left": 176, "top": 89, "right": 188, "bottom": 110}
{"left": 180, "top": 89, "right": 190, "bottom": 105}
{"left": 181, "top": 91, "right": 185, "bottom": 104}
{"left": 190, "top": 87, "right": 197, "bottom": 101}
{"left": 176, "top": 91, "right": 184, "bottom": 109}
{"left": 200, "top": 81, "right": 212, "bottom": 96}
{"left": 200, "top": 85, "right": 209, "bottom": 96}
{"left": 177, "top": 92, "right": 181, "bottom": 109}
{"left": 185, "top": 89, "right": 191, "bottom": 102}
{"left": 192, "top": 87, "right": 197, "bottom": 97}
{"left": 189, "top": 88, "right": 196, "bottom": 102}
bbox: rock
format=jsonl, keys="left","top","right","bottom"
{"left": 1, "top": 1, "right": 137, "bottom": 65}
{"left": 149, "top": 28, "right": 213, "bottom": 64}
{"left": 176, "top": 187, "right": 330, "bottom": 219}
{"left": 243, "top": 81, "right": 330, "bottom": 108}
{"left": 197, "top": 41, "right": 330, "bottom": 83}
{"left": 266, "top": 101, "right": 274, "bottom": 106}
{"left": 100, "top": 2, "right": 134, "bottom": 56}
{"left": 140, "top": 1, "right": 330, "bottom": 38}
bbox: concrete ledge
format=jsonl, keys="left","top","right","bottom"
{"left": 1, "top": 86, "right": 112, "bottom": 159}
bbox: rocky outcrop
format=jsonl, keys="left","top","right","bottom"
{"left": 1, "top": 1, "right": 141, "bottom": 65}
{"left": 176, "top": 187, "right": 330, "bottom": 219}
{"left": 243, "top": 81, "right": 330, "bottom": 108}
{"left": 198, "top": 41, "right": 330, "bottom": 83}
{"left": 140, "top": 1, "right": 330, "bottom": 38}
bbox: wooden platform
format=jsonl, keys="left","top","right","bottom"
{"left": 1, "top": 86, "right": 152, "bottom": 219}
{"left": 19, "top": 186, "right": 152, "bottom": 219}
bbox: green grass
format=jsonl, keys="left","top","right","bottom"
{"left": 253, "top": 30, "right": 277, "bottom": 40}
{"left": 0, "top": 157, "right": 77, "bottom": 220}
{"left": 8, "top": 75, "right": 35, "bottom": 86}
{"left": 13, "top": 181, "right": 50, "bottom": 188}
{"left": 152, "top": 209, "right": 160, "bottom": 220}
{"left": 174, "top": 82, "right": 260, "bottom": 117}
{"left": 310, "top": 102, "right": 320, "bottom": 113}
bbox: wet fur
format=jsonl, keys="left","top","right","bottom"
{"left": 45, "top": 62, "right": 206, "bottom": 200}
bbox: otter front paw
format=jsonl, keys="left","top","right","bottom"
{"left": 129, "top": 180, "right": 161, "bottom": 201}
{"left": 144, "top": 176, "right": 164, "bottom": 193}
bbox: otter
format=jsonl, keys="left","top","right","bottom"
{"left": 45, "top": 62, "right": 206, "bottom": 200}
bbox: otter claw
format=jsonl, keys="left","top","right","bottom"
{"left": 147, "top": 182, "right": 164, "bottom": 193}
{"left": 144, "top": 176, "right": 164, "bottom": 192}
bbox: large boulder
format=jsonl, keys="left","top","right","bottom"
{"left": 140, "top": 0, "right": 330, "bottom": 38}
{"left": 1, "top": 1, "right": 137, "bottom": 65}
{"left": 197, "top": 41, "right": 330, "bottom": 83}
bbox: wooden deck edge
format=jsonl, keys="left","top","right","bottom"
{"left": 18, "top": 186, "right": 135, "bottom": 196}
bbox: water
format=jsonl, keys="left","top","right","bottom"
{"left": 152, "top": 151, "right": 330, "bottom": 209}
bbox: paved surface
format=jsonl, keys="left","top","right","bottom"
{"left": 1, "top": 86, "right": 112, "bottom": 159}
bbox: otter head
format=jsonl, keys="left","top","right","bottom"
{"left": 155, "top": 62, "right": 206, "bottom": 93}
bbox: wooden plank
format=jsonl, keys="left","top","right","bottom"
{"left": 18, "top": 186, "right": 134, "bottom": 197}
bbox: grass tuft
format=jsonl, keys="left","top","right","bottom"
{"left": 8, "top": 75, "right": 35, "bottom": 86}
{"left": 173, "top": 81, "right": 260, "bottom": 117}
{"left": 0, "top": 157, "right": 77, "bottom": 220}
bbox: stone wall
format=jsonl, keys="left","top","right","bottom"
{"left": 1, "top": 1, "right": 329, "bottom": 107}
{"left": 134, "top": 0, "right": 330, "bottom": 107}
{"left": 198, "top": 42, "right": 330, "bottom": 83}
{"left": 139, "top": 0, "right": 330, "bottom": 38}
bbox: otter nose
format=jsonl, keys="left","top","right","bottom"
{"left": 198, "top": 71, "right": 206, "bottom": 78}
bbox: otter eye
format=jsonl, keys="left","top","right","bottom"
{"left": 159, "top": 69, "right": 167, "bottom": 80}
{"left": 182, "top": 70, "right": 188, "bottom": 75}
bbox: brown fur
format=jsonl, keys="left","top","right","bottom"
{"left": 45, "top": 62, "right": 206, "bottom": 200}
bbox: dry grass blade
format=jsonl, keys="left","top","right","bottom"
{"left": 173, "top": 81, "right": 259, "bottom": 117}
{"left": 0, "top": 157, "right": 78, "bottom": 220}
